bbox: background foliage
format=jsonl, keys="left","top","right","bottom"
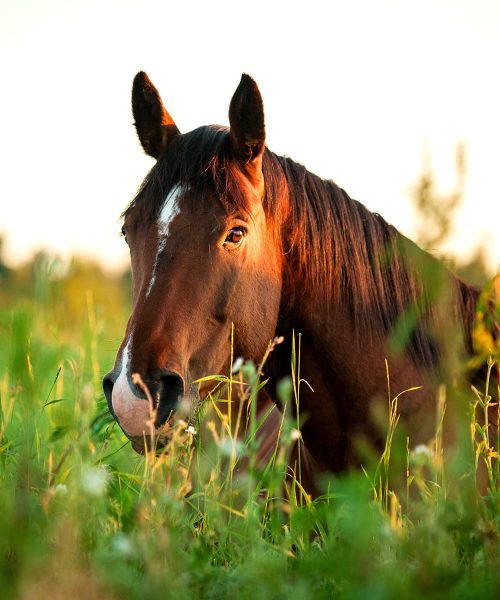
{"left": 0, "top": 162, "right": 498, "bottom": 599}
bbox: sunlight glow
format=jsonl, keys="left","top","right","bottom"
{"left": 0, "top": 0, "right": 499, "bottom": 273}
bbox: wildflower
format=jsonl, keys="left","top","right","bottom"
{"left": 112, "top": 533, "right": 135, "bottom": 557}
{"left": 290, "top": 428, "right": 301, "bottom": 441}
{"left": 186, "top": 425, "right": 197, "bottom": 435}
{"left": 81, "top": 465, "right": 109, "bottom": 497}
{"left": 219, "top": 438, "right": 244, "bottom": 458}
{"left": 232, "top": 356, "right": 244, "bottom": 373}
{"left": 413, "top": 444, "right": 433, "bottom": 458}
{"left": 410, "top": 444, "right": 433, "bottom": 467}
{"left": 55, "top": 483, "right": 68, "bottom": 496}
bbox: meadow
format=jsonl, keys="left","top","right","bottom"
{"left": 0, "top": 251, "right": 499, "bottom": 599}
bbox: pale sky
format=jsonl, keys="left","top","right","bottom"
{"left": 1, "top": 0, "right": 499, "bottom": 273}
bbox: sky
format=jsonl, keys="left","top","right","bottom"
{"left": 1, "top": 0, "right": 499, "bottom": 273}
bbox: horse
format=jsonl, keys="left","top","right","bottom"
{"left": 103, "top": 72, "right": 494, "bottom": 485}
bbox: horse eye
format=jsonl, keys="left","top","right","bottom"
{"left": 121, "top": 226, "right": 128, "bottom": 244}
{"left": 224, "top": 227, "right": 245, "bottom": 245}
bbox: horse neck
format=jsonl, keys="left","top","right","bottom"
{"left": 279, "top": 285, "right": 400, "bottom": 394}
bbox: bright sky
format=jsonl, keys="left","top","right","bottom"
{"left": 1, "top": 0, "right": 499, "bottom": 273}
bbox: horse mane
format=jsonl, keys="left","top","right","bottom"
{"left": 269, "top": 154, "right": 479, "bottom": 368}
{"left": 124, "top": 125, "right": 479, "bottom": 370}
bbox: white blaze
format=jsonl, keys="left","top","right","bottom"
{"left": 146, "top": 184, "right": 184, "bottom": 296}
{"left": 111, "top": 339, "right": 153, "bottom": 437}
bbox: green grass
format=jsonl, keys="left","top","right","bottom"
{"left": 0, "top": 262, "right": 499, "bottom": 599}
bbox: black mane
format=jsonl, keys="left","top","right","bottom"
{"left": 273, "top": 155, "right": 478, "bottom": 368}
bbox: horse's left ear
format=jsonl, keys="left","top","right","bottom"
{"left": 132, "top": 72, "right": 180, "bottom": 159}
{"left": 229, "top": 74, "right": 265, "bottom": 176}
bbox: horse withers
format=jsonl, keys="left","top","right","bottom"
{"left": 103, "top": 72, "right": 495, "bottom": 483}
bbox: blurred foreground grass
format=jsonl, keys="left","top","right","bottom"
{"left": 0, "top": 254, "right": 499, "bottom": 599}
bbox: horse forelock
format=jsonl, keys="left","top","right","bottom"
{"left": 123, "top": 126, "right": 253, "bottom": 224}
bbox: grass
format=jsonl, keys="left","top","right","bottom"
{"left": 0, "top": 260, "right": 499, "bottom": 599}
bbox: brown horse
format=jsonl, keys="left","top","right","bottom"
{"left": 103, "top": 72, "right": 487, "bottom": 477}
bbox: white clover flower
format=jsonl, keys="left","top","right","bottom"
{"left": 82, "top": 465, "right": 109, "bottom": 497}
{"left": 55, "top": 483, "right": 68, "bottom": 496}
{"left": 219, "top": 438, "right": 244, "bottom": 458}
{"left": 380, "top": 522, "right": 394, "bottom": 539}
{"left": 413, "top": 444, "right": 433, "bottom": 458}
{"left": 112, "top": 533, "right": 134, "bottom": 557}
{"left": 186, "top": 425, "right": 197, "bottom": 435}
{"left": 231, "top": 356, "right": 245, "bottom": 373}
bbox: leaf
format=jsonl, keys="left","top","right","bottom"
{"left": 44, "top": 366, "right": 62, "bottom": 405}
{"left": 0, "top": 440, "right": 13, "bottom": 454}
{"left": 192, "top": 375, "right": 229, "bottom": 384}
{"left": 43, "top": 398, "right": 68, "bottom": 408}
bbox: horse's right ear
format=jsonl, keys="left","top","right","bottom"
{"left": 132, "top": 72, "right": 180, "bottom": 159}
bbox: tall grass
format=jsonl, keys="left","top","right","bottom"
{"left": 0, "top": 261, "right": 499, "bottom": 599}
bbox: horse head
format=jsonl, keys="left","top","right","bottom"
{"left": 103, "top": 73, "right": 284, "bottom": 451}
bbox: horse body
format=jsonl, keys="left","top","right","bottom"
{"left": 103, "top": 72, "right": 484, "bottom": 479}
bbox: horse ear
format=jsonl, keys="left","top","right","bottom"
{"left": 132, "top": 72, "right": 180, "bottom": 159}
{"left": 229, "top": 74, "right": 265, "bottom": 174}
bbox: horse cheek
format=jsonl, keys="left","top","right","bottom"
{"left": 234, "top": 271, "right": 282, "bottom": 360}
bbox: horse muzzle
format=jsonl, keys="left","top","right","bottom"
{"left": 103, "top": 367, "right": 185, "bottom": 449}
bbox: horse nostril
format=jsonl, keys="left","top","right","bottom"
{"left": 155, "top": 372, "right": 184, "bottom": 428}
{"left": 103, "top": 372, "right": 115, "bottom": 404}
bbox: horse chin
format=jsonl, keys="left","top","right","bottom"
{"left": 127, "top": 416, "right": 175, "bottom": 455}
{"left": 126, "top": 394, "right": 198, "bottom": 456}
{"left": 129, "top": 433, "right": 169, "bottom": 455}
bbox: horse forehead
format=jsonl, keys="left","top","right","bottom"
{"left": 158, "top": 183, "right": 221, "bottom": 225}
